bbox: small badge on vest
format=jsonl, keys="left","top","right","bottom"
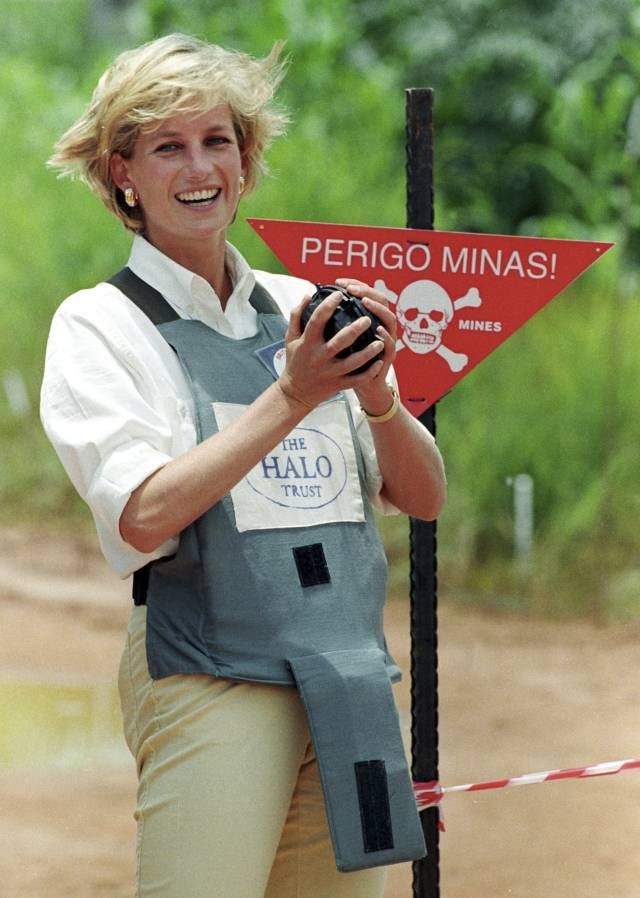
{"left": 255, "top": 340, "right": 286, "bottom": 380}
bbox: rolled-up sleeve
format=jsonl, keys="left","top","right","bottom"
{"left": 40, "top": 291, "right": 182, "bottom": 575}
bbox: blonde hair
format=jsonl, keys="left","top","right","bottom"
{"left": 48, "top": 33, "right": 289, "bottom": 232}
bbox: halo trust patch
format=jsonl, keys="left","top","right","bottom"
{"left": 212, "top": 399, "right": 365, "bottom": 532}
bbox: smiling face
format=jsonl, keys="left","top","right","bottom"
{"left": 110, "top": 104, "right": 245, "bottom": 263}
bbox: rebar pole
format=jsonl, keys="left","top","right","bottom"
{"left": 406, "top": 87, "right": 440, "bottom": 898}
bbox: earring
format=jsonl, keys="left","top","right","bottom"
{"left": 124, "top": 187, "right": 138, "bottom": 208}
{"left": 238, "top": 175, "right": 246, "bottom": 196}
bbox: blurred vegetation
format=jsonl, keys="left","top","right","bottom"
{"left": 1, "top": 0, "right": 639, "bottom": 619}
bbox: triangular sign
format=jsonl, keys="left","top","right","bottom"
{"left": 248, "top": 219, "right": 613, "bottom": 417}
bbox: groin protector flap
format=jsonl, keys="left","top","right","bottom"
{"left": 288, "top": 649, "right": 426, "bottom": 872}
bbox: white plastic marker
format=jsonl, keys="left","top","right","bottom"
{"left": 2, "top": 369, "right": 31, "bottom": 417}
{"left": 413, "top": 759, "right": 640, "bottom": 829}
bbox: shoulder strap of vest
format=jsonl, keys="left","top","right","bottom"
{"left": 107, "top": 267, "right": 180, "bottom": 325}
{"left": 249, "top": 281, "right": 283, "bottom": 316}
{"left": 107, "top": 267, "right": 178, "bottom": 604}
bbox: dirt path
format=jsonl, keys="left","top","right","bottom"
{"left": 2, "top": 527, "right": 640, "bottom": 897}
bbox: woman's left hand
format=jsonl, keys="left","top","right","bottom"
{"left": 334, "top": 277, "right": 397, "bottom": 417}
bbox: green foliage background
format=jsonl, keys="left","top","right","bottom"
{"left": 2, "top": 0, "right": 639, "bottom": 618}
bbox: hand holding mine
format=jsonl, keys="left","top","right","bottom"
{"left": 300, "top": 284, "right": 384, "bottom": 374}
{"left": 279, "top": 286, "right": 388, "bottom": 409}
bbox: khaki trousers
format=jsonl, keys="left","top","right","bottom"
{"left": 118, "top": 606, "right": 388, "bottom": 898}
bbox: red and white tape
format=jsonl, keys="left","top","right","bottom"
{"left": 413, "top": 758, "right": 640, "bottom": 823}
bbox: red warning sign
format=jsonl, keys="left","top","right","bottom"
{"left": 248, "top": 219, "right": 613, "bottom": 418}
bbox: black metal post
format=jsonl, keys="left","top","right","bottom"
{"left": 406, "top": 88, "right": 440, "bottom": 898}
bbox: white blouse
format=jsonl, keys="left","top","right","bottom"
{"left": 41, "top": 236, "right": 392, "bottom": 578}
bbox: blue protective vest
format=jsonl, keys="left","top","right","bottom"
{"left": 109, "top": 267, "right": 425, "bottom": 873}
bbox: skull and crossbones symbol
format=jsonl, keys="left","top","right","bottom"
{"left": 374, "top": 278, "right": 482, "bottom": 372}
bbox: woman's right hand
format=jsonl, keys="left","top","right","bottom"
{"left": 277, "top": 290, "right": 386, "bottom": 410}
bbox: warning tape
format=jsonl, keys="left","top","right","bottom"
{"left": 413, "top": 758, "right": 640, "bottom": 828}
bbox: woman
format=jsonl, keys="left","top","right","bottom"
{"left": 41, "top": 33, "right": 446, "bottom": 898}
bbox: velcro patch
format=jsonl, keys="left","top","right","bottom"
{"left": 354, "top": 759, "right": 394, "bottom": 853}
{"left": 293, "top": 543, "right": 331, "bottom": 588}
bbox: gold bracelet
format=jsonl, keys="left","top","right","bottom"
{"left": 361, "top": 385, "right": 400, "bottom": 423}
